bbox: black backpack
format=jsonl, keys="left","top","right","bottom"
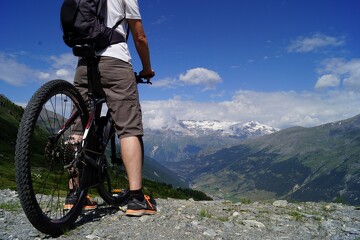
{"left": 60, "top": 0, "right": 128, "bottom": 50}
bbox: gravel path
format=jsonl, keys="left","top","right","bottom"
{"left": 1, "top": 189, "right": 360, "bottom": 239}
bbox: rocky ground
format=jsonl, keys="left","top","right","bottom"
{"left": 0, "top": 189, "right": 360, "bottom": 240}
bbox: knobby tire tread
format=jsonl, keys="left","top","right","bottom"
{"left": 15, "top": 80, "right": 88, "bottom": 236}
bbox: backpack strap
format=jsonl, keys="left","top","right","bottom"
{"left": 112, "top": 16, "right": 125, "bottom": 29}
{"left": 125, "top": 22, "right": 130, "bottom": 42}
{"left": 112, "top": 16, "right": 130, "bottom": 42}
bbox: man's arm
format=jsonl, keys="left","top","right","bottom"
{"left": 128, "top": 19, "right": 154, "bottom": 78}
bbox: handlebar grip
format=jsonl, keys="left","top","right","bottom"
{"left": 135, "top": 72, "right": 153, "bottom": 84}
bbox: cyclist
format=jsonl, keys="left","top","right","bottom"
{"left": 65, "top": 0, "right": 156, "bottom": 216}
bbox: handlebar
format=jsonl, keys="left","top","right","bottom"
{"left": 135, "top": 72, "right": 154, "bottom": 85}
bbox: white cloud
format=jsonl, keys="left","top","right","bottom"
{"left": 179, "top": 68, "right": 222, "bottom": 91}
{"left": 56, "top": 68, "right": 72, "bottom": 79}
{"left": 50, "top": 53, "right": 77, "bottom": 69}
{"left": 38, "top": 72, "right": 51, "bottom": 80}
{"left": 315, "top": 74, "right": 340, "bottom": 89}
{"left": 151, "top": 77, "right": 177, "bottom": 88}
{"left": 0, "top": 52, "right": 36, "bottom": 86}
{"left": 287, "top": 33, "right": 345, "bottom": 53}
{"left": 143, "top": 58, "right": 360, "bottom": 130}
{"left": 142, "top": 90, "right": 360, "bottom": 130}
{"left": 152, "top": 67, "right": 222, "bottom": 91}
{"left": 0, "top": 52, "right": 77, "bottom": 86}
{"left": 3, "top": 51, "right": 359, "bottom": 133}
{"left": 315, "top": 58, "right": 360, "bottom": 90}
{"left": 47, "top": 53, "right": 77, "bottom": 82}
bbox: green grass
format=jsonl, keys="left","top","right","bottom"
{"left": 1, "top": 145, "right": 212, "bottom": 202}
{"left": 0, "top": 158, "right": 17, "bottom": 191}
{"left": 0, "top": 202, "right": 22, "bottom": 211}
{"left": 199, "top": 207, "right": 212, "bottom": 219}
{"left": 142, "top": 178, "right": 212, "bottom": 201}
{"left": 1, "top": 156, "right": 212, "bottom": 201}
{"left": 290, "top": 211, "right": 303, "bottom": 221}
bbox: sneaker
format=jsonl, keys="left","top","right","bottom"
{"left": 63, "top": 193, "right": 76, "bottom": 210}
{"left": 125, "top": 195, "right": 157, "bottom": 216}
{"left": 83, "top": 195, "right": 98, "bottom": 210}
{"left": 64, "top": 194, "right": 97, "bottom": 210}
{"left": 111, "top": 189, "right": 130, "bottom": 205}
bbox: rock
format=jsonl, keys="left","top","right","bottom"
{"left": 224, "top": 221, "right": 234, "bottom": 228}
{"left": 232, "top": 211, "right": 240, "bottom": 217}
{"left": 242, "top": 220, "right": 266, "bottom": 229}
{"left": 273, "top": 200, "right": 288, "bottom": 207}
{"left": 203, "top": 229, "right": 217, "bottom": 237}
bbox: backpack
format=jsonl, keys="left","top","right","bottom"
{"left": 60, "top": 0, "right": 128, "bottom": 50}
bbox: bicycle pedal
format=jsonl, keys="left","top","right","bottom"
{"left": 112, "top": 189, "right": 122, "bottom": 193}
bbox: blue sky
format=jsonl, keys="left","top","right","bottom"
{"left": 1, "top": 0, "right": 360, "bottom": 129}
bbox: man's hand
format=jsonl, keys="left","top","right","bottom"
{"left": 139, "top": 69, "right": 155, "bottom": 80}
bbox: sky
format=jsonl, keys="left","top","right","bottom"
{"left": 1, "top": 0, "right": 360, "bottom": 130}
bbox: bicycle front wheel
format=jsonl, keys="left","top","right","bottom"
{"left": 15, "top": 80, "right": 88, "bottom": 236}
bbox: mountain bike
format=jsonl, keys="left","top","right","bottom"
{"left": 15, "top": 44, "right": 152, "bottom": 236}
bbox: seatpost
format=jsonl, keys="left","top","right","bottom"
{"left": 72, "top": 44, "right": 99, "bottom": 111}
{"left": 85, "top": 54, "right": 99, "bottom": 111}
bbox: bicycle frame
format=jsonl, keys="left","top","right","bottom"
{"left": 14, "top": 43, "right": 153, "bottom": 236}
{"left": 59, "top": 45, "right": 117, "bottom": 192}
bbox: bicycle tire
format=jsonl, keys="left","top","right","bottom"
{"left": 15, "top": 80, "right": 89, "bottom": 236}
{"left": 97, "top": 125, "right": 129, "bottom": 205}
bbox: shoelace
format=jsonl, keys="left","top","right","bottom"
{"left": 144, "top": 195, "right": 154, "bottom": 209}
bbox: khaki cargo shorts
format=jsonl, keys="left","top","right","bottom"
{"left": 73, "top": 56, "right": 143, "bottom": 138}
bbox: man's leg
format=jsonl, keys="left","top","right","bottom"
{"left": 97, "top": 57, "right": 155, "bottom": 215}
{"left": 121, "top": 136, "right": 157, "bottom": 216}
{"left": 120, "top": 136, "right": 143, "bottom": 191}
{"left": 67, "top": 134, "right": 83, "bottom": 191}
{"left": 64, "top": 134, "right": 97, "bottom": 210}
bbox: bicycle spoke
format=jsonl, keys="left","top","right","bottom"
{"left": 15, "top": 80, "right": 89, "bottom": 235}
{"left": 30, "top": 90, "right": 82, "bottom": 214}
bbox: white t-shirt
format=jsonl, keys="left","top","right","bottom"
{"left": 97, "top": 0, "right": 141, "bottom": 65}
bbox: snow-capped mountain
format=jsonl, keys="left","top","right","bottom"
{"left": 143, "top": 120, "right": 278, "bottom": 164}
{"left": 164, "top": 120, "right": 277, "bottom": 138}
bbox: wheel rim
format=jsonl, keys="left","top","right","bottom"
{"left": 28, "top": 91, "right": 86, "bottom": 220}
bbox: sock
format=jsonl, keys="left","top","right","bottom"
{"left": 69, "top": 188, "right": 75, "bottom": 195}
{"left": 130, "top": 189, "right": 144, "bottom": 202}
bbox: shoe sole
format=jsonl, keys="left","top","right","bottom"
{"left": 83, "top": 206, "right": 97, "bottom": 210}
{"left": 125, "top": 209, "right": 156, "bottom": 216}
{"left": 63, "top": 204, "right": 73, "bottom": 210}
{"left": 63, "top": 204, "right": 97, "bottom": 211}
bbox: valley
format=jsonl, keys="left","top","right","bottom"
{"left": 2, "top": 94, "right": 360, "bottom": 205}
{"left": 143, "top": 115, "right": 360, "bottom": 205}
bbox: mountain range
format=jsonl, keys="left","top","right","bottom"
{"left": 2, "top": 94, "right": 360, "bottom": 205}
{"left": 141, "top": 113, "right": 360, "bottom": 205}
{"left": 169, "top": 120, "right": 277, "bottom": 137}
{"left": 168, "top": 115, "right": 360, "bottom": 205}
{"left": 143, "top": 120, "right": 277, "bottom": 163}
